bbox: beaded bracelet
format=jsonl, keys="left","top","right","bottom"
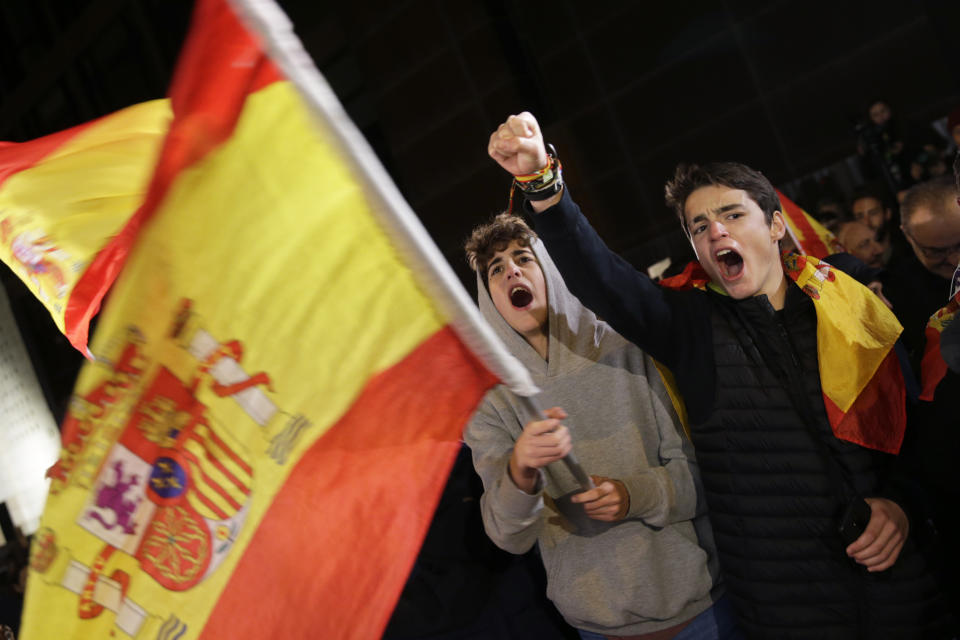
{"left": 507, "top": 144, "right": 563, "bottom": 213}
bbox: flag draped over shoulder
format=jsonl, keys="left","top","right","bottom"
{"left": 783, "top": 254, "right": 905, "bottom": 454}
{"left": 660, "top": 254, "right": 905, "bottom": 453}
{"left": 777, "top": 189, "right": 843, "bottom": 258}
{"left": 0, "top": 100, "right": 171, "bottom": 353}
{"left": 21, "top": 0, "right": 536, "bottom": 638}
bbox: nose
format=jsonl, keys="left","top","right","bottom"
{"left": 709, "top": 220, "right": 728, "bottom": 239}
{"left": 505, "top": 260, "right": 522, "bottom": 278}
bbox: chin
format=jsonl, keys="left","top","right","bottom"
{"left": 721, "top": 275, "right": 761, "bottom": 299}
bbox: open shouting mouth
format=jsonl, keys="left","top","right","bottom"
{"left": 715, "top": 248, "right": 744, "bottom": 280}
{"left": 509, "top": 285, "right": 533, "bottom": 308}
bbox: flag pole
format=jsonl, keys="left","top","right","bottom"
{"left": 229, "top": 0, "right": 539, "bottom": 399}
{"left": 517, "top": 394, "right": 594, "bottom": 490}
{"left": 229, "top": 0, "right": 597, "bottom": 489}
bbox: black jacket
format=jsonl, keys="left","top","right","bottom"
{"left": 532, "top": 190, "right": 950, "bottom": 639}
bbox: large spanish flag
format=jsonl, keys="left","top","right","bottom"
{"left": 21, "top": 1, "right": 536, "bottom": 638}
{"left": 0, "top": 100, "right": 171, "bottom": 353}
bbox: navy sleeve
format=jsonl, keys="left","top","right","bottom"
{"left": 529, "top": 189, "right": 714, "bottom": 419}
{"left": 824, "top": 252, "right": 881, "bottom": 285}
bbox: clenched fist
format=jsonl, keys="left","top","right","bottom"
{"left": 488, "top": 112, "right": 549, "bottom": 177}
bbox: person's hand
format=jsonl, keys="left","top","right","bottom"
{"left": 509, "top": 407, "right": 571, "bottom": 494}
{"left": 846, "top": 497, "right": 909, "bottom": 572}
{"left": 570, "top": 475, "right": 630, "bottom": 522}
{"left": 868, "top": 280, "right": 893, "bottom": 309}
{"left": 488, "top": 112, "right": 549, "bottom": 177}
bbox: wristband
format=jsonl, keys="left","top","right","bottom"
{"left": 507, "top": 144, "right": 563, "bottom": 212}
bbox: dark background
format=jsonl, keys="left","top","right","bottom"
{"left": 0, "top": 0, "right": 958, "bottom": 420}
{"left": 0, "top": 1, "right": 958, "bottom": 635}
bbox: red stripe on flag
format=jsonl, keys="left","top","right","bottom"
{"left": 0, "top": 121, "right": 92, "bottom": 188}
{"left": 822, "top": 349, "right": 905, "bottom": 454}
{"left": 63, "top": 0, "right": 282, "bottom": 353}
{"left": 200, "top": 326, "right": 498, "bottom": 640}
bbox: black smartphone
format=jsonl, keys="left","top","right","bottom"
{"left": 838, "top": 496, "right": 873, "bottom": 546}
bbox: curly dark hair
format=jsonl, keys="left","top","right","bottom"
{"left": 464, "top": 213, "right": 536, "bottom": 285}
{"left": 664, "top": 162, "right": 780, "bottom": 235}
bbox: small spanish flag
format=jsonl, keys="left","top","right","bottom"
{"left": 777, "top": 189, "right": 844, "bottom": 259}
{"left": 919, "top": 292, "right": 960, "bottom": 401}
{"left": 785, "top": 254, "right": 905, "bottom": 454}
{"left": 0, "top": 100, "right": 171, "bottom": 353}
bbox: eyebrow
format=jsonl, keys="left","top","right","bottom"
{"left": 487, "top": 248, "right": 533, "bottom": 273}
{"left": 689, "top": 204, "right": 744, "bottom": 226}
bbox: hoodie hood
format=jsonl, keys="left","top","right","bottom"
{"left": 476, "top": 238, "right": 630, "bottom": 383}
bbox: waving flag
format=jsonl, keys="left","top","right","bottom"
{"left": 0, "top": 100, "right": 171, "bottom": 353}
{"left": 21, "top": 1, "right": 536, "bottom": 638}
{"left": 777, "top": 189, "right": 843, "bottom": 259}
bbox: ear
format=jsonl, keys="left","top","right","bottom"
{"left": 770, "top": 210, "right": 786, "bottom": 242}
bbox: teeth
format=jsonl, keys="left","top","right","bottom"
{"left": 716, "top": 249, "right": 731, "bottom": 257}
{"left": 511, "top": 287, "right": 525, "bottom": 294}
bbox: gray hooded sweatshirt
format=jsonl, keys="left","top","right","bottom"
{"left": 464, "top": 239, "right": 721, "bottom": 636}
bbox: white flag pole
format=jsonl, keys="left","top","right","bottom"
{"left": 229, "top": 0, "right": 540, "bottom": 398}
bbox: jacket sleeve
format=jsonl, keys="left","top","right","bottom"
{"left": 620, "top": 361, "right": 704, "bottom": 527}
{"left": 530, "top": 188, "right": 715, "bottom": 423}
{"left": 463, "top": 397, "right": 543, "bottom": 554}
{"left": 824, "top": 252, "right": 882, "bottom": 285}
{"left": 530, "top": 190, "right": 682, "bottom": 370}
{"left": 533, "top": 189, "right": 710, "bottom": 378}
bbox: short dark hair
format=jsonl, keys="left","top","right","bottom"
{"left": 849, "top": 182, "right": 892, "bottom": 211}
{"left": 664, "top": 162, "right": 780, "bottom": 235}
{"left": 464, "top": 213, "right": 536, "bottom": 285}
{"left": 901, "top": 175, "right": 957, "bottom": 230}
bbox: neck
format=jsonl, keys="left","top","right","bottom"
{"left": 765, "top": 272, "right": 789, "bottom": 310}
{"left": 524, "top": 330, "right": 549, "bottom": 361}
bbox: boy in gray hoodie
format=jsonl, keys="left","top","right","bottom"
{"left": 463, "top": 214, "right": 733, "bottom": 640}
